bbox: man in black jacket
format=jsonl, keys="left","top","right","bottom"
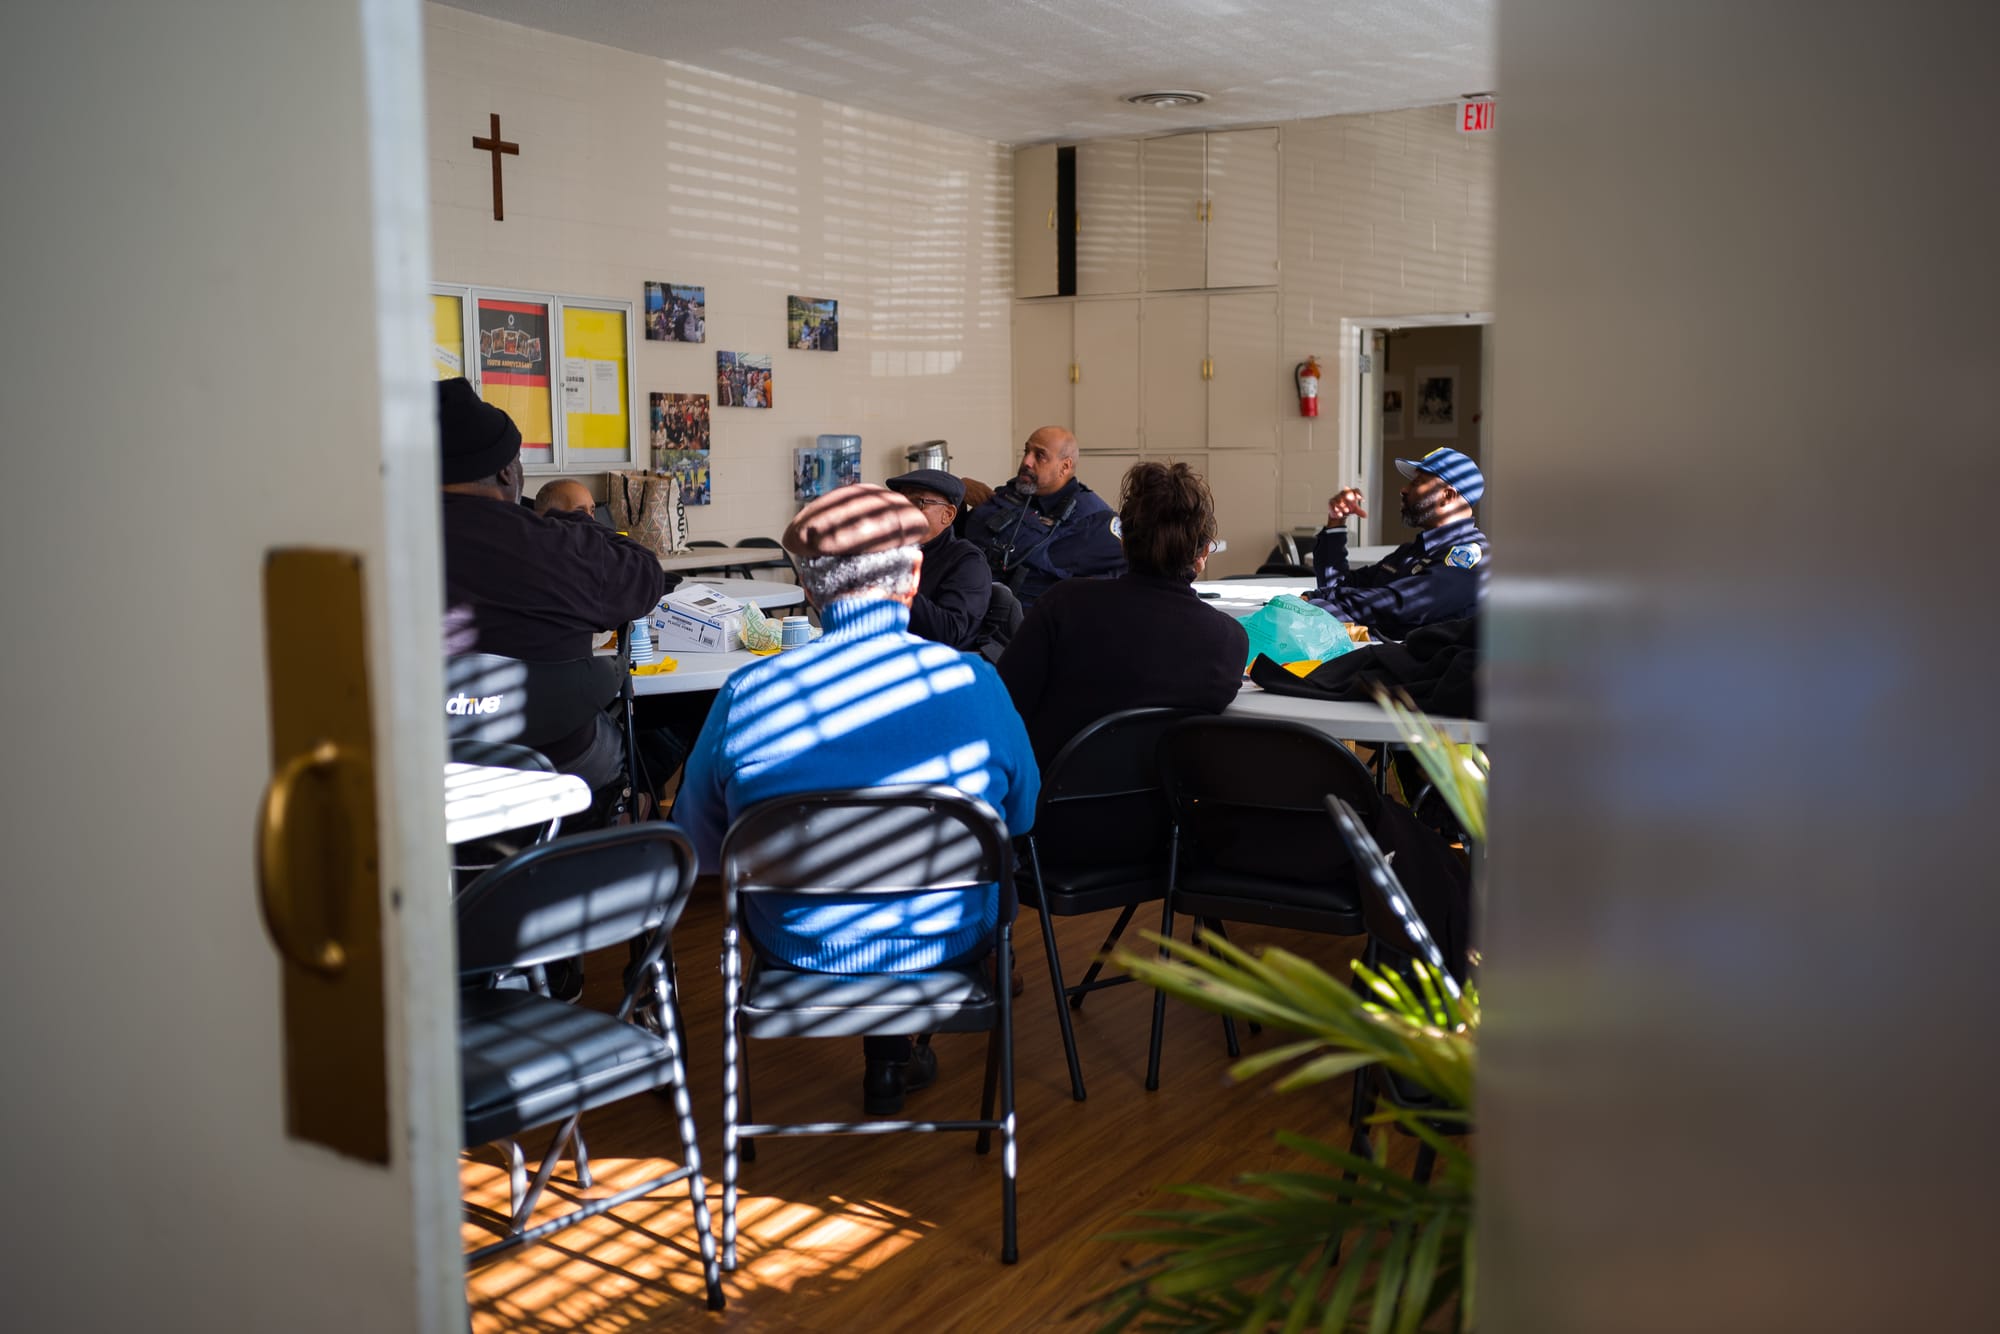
{"left": 437, "top": 378, "right": 671, "bottom": 808}
{"left": 884, "top": 468, "right": 992, "bottom": 651}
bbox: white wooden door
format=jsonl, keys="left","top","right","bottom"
{"left": 1140, "top": 294, "right": 1209, "bottom": 456}
{"left": 3, "top": 3, "right": 459, "bottom": 1332}
{"left": 1011, "top": 300, "right": 1076, "bottom": 446}
{"left": 1206, "top": 449, "right": 1282, "bottom": 578}
{"left": 1204, "top": 127, "right": 1281, "bottom": 289}
{"left": 1013, "top": 144, "right": 1062, "bottom": 298}
{"left": 1075, "top": 138, "right": 1143, "bottom": 296}
{"left": 1207, "top": 291, "right": 1283, "bottom": 449}
{"left": 1141, "top": 133, "right": 1208, "bottom": 291}
{"left": 1072, "top": 298, "right": 1142, "bottom": 453}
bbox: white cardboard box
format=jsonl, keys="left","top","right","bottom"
{"left": 649, "top": 583, "right": 746, "bottom": 653}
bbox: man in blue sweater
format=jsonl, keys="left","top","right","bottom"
{"left": 675, "top": 483, "right": 1039, "bottom": 1114}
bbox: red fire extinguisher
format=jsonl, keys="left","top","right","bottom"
{"left": 1295, "top": 355, "right": 1321, "bottom": 418}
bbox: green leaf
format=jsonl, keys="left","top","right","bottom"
{"left": 1280, "top": 1244, "right": 1336, "bottom": 1334}
{"left": 1366, "top": 1223, "right": 1412, "bottom": 1334}
{"left": 1228, "top": 1038, "right": 1331, "bottom": 1082}
{"left": 1319, "top": 1233, "right": 1374, "bottom": 1334}
{"left": 1394, "top": 1212, "right": 1448, "bottom": 1334}
{"left": 1273, "top": 1051, "right": 1379, "bottom": 1093}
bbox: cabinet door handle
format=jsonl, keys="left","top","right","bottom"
{"left": 1074, "top": 210, "right": 1082, "bottom": 234}
{"left": 1047, "top": 207, "right": 1056, "bottom": 230}
{"left": 1070, "top": 362, "right": 1080, "bottom": 384}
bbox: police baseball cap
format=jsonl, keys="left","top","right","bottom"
{"left": 1394, "top": 447, "right": 1484, "bottom": 507}
{"left": 884, "top": 468, "right": 965, "bottom": 510}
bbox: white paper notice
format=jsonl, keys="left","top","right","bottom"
{"left": 434, "top": 345, "right": 462, "bottom": 374}
{"left": 590, "top": 360, "right": 621, "bottom": 415}
{"left": 561, "top": 359, "right": 589, "bottom": 414}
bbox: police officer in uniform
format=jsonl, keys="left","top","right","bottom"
{"left": 1309, "top": 446, "right": 1489, "bottom": 640}
{"left": 963, "top": 425, "right": 1126, "bottom": 609}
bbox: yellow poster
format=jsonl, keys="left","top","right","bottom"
{"left": 431, "top": 294, "right": 465, "bottom": 379}
{"left": 561, "top": 305, "right": 630, "bottom": 458}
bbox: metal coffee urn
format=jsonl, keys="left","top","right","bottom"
{"left": 904, "top": 439, "right": 953, "bottom": 473}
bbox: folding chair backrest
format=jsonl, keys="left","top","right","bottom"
{"left": 454, "top": 823, "right": 696, "bottom": 977}
{"left": 1326, "top": 795, "right": 1462, "bottom": 999}
{"left": 445, "top": 651, "right": 622, "bottom": 750}
{"left": 1033, "top": 708, "right": 1192, "bottom": 873}
{"left": 1162, "top": 717, "right": 1380, "bottom": 884}
{"left": 722, "top": 785, "right": 1010, "bottom": 912}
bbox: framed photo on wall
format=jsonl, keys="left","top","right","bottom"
{"left": 1415, "top": 366, "right": 1458, "bottom": 440}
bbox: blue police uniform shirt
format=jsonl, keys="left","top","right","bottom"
{"left": 1307, "top": 515, "right": 1489, "bottom": 641}
{"left": 963, "top": 478, "right": 1126, "bottom": 610}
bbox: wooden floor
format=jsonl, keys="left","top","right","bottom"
{"left": 463, "top": 889, "right": 1374, "bottom": 1332}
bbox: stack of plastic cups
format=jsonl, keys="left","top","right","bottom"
{"left": 630, "top": 617, "right": 655, "bottom": 665}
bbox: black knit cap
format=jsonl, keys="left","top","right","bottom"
{"left": 436, "top": 377, "right": 522, "bottom": 484}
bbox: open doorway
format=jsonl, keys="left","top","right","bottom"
{"left": 1346, "top": 315, "right": 1494, "bottom": 548}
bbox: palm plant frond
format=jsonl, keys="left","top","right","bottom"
{"left": 1090, "top": 699, "right": 1486, "bottom": 1331}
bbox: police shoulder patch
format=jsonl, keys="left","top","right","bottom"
{"left": 1446, "top": 543, "right": 1483, "bottom": 570}
{"left": 1108, "top": 515, "right": 1122, "bottom": 539}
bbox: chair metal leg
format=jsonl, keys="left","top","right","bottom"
{"left": 515, "top": 1114, "right": 581, "bottom": 1231}
{"left": 977, "top": 1025, "right": 1000, "bottom": 1154}
{"left": 1412, "top": 1142, "right": 1438, "bottom": 1186}
{"left": 570, "top": 1122, "right": 593, "bottom": 1190}
{"left": 1025, "top": 837, "right": 1087, "bottom": 1101}
{"left": 654, "top": 964, "right": 724, "bottom": 1310}
{"left": 1146, "top": 828, "right": 1180, "bottom": 1092}
{"left": 501, "top": 1139, "right": 527, "bottom": 1230}
{"left": 1068, "top": 903, "right": 1138, "bottom": 1007}
{"left": 997, "top": 923, "right": 1019, "bottom": 1264}
{"left": 720, "top": 929, "right": 744, "bottom": 1273}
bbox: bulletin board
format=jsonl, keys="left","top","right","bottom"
{"left": 430, "top": 284, "right": 637, "bottom": 472}
{"left": 560, "top": 304, "right": 631, "bottom": 459}
{"left": 431, "top": 293, "right": 465, "bottom": 379}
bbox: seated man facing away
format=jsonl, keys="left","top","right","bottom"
{"left": 882, "top": 468, "right": 991, "bottom": 651}
{"left": 961, "top": 426, "right": 1126, "bottom": 610}
{"left": 437, "top": 377, "right": 671, "bottom": 820}
{"left": 674, "top": 483, "right": 1039, "bottom": 1115}
{"left": 533, "top": 477, "right": 596, "bottom": 519}
{"left": 1308, "top": 447, "right": 1490, "bottom": 641}
{"left": 999, "top": 461, "right": 1249, "bottom": 766}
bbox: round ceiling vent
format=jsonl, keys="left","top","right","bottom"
{"left": 1124, "top": 90, "right": 1209, "bottom": 108}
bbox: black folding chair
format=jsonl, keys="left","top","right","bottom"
{"left": 735, "top": 535, "right": 795, "bottom": 581}
{"left": 1326, "top": 795, "right": 1468, "bottom": 1184}
{"left": 1016, "top": 708, "right": 1193, "bottom": 1101}
{"left": 455, "top": 824, "right": 725, "bottom": 1310}
{"left": 719, "top": 786, "right": 1019, "bottom": 1267}
{"left": 1150, "top": 717, "right": 1379, "bottom": 1090}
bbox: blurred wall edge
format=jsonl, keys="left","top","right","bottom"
{"left": 1485, "top": 2, "right": 2000, "bottom": 1330}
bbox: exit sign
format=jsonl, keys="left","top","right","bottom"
{"left": 1457, "top": 97, "right": 1495, "bottom": 134}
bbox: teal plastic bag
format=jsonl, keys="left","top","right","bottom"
{"left": 1238, "top": 594, "right": 1354, "bottom": 668}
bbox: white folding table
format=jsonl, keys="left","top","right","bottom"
{"left": 444, "top": 762, "right": 593, "bottom": 844}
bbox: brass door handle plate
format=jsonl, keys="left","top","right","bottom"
{"left": 258, "top": 739, "right": 352, "bottom": 979}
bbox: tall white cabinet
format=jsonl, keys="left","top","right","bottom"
{"left": 1010, "top": 127, "right": 1284, "bottom": 577}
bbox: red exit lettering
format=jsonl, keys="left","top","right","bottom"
{"left": 1458, "top": 99, "right": 1495, "bottom": 134}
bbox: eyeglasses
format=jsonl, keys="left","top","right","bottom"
{"left": 908, "top": 497, "right": 957, "bottom": 513}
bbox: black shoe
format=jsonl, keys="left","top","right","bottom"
{"left": 862, "top": 1042, "right": 939, "bottom": 1116}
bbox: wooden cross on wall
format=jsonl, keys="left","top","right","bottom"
{"left": 471, "top": 113, "right": 519, "bottom": 221}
